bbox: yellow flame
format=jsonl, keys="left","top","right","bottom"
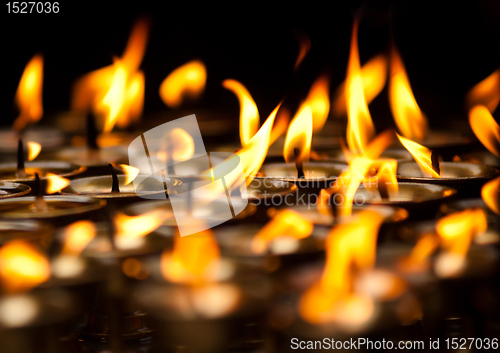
{"left": 72, "top": 19, "right": 148, "bottom": 132}
{"left": 26, "top": 141, "right": 41, "bottom": 161}
{"left": 396, "top": 133, "right": 440, "bottom": 178}
{"left": 389, "top": 49, "right": 428, "bottom": 140}
{"left": 333, "top": 54, "right": 387, "bottom": 117}
{"left": 369, "top": 159, "right": 399, "bottom": 195}
{"left": 283, "top": 105, "right": 313, "bottom": 163}
{"left": 398, "top": 234, "right": 440, "bottom": 273}
{"left": 317, "top": 189, "right": 333, "bottom": 217}
{"left": 61, "top": 221, "right": 96, "bottom": 256}
{"left": 467, "top": 69, "right": 500, "bottom": 112}
{"left": 45, "top": 173, "right": 70, "bottom": 194}
{"left": 223, "top": 79, "right": 259, "bottom": 146}
{"left": 482, "top": 176, "right": 500, "bottom": 214}
{"left": 469, "top": 105, "right": 500, "bottom": 157}
{"left": 161, "top": 229, "right": 220, "bottom": 284}
{"left": 0, "top": 241, "right": 50, "bottom": 293}
{"left": 160, "top": 60, "right": 207, "bottom": 108}
{"left": 436, "top": 208, "right": 487, "bottom": 256}
{"left": 156, "top": 128, "right": 195, "bottom": 162}
{"left": 119, "top": 164, "right": 140, "bottom": 185}
{"left": 114, "top": 210, "right": 165, "bottom": 240}
{"left": 269, "top": 108, "right": 290, "bottom": 145}
{"left": 251, "top": 210, "right": 313, "bottom": 254}
{"left": 299, "top": 210, "right": 384, "bottom": 324}
{"left": 302, "top": 74, "right": 330, "bottom": 133}
{"left": 13, "top": 55, "right": 44, "bottom": 132}
{"left": 345, "top": 20, "right": 375, "bottom": 155}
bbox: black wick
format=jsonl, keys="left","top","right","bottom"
{"left": 431, "top": 150, "right": 441, "bottom": 176}
{"left": 108, "top": 163, "right": 120, "bottom": 193}
{"left": 34, "top": 172, "right": 43, "bottom": 198}
{"left": 17, "top": 139, "right": 25, "bottom": 173}
{"left": 294, "top": 147, "right": 305, "bottom": 179}
{"left": 86, "top": 112, "right": 99, "bottom": 151}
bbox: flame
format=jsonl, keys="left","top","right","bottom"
{"left": 302, "top": 74, "right": 330, "bottom": 133}
{"left": 389, "top": 49, "right": 428, "bottom": 140}
{"left": 114, "top": 210, "right": 165, "bottom": 241}
{"left": 156, "top": 128, "right": 195, "bottom": 163}
{"left": 119, "top": 164, "right": 140, "bottom": 185}
{"left": 396, "top": 133, "right": 440, "bottom": 178}
{"left": 469, "top": 105, "right": 500, "bottom": 157}
{"left": 26, "top": 142, "right": 41, "bottom": 161}
{"left": 436, "top": 208, "right": 487, "bottom": 256}
{"left": 482, "top": 176, "right": 500, "bottom": 214}
{"left": 294, "top": 31, "right": 311, "bottom": 71}
{"left": 0, "top": 241, "right": 50, "bottom": 293}
{"left": 317, "top": 189, "right": 333, "bottom": 217}
{"left": 223, "top": 79, "right": 259, "bottom": 146}
{"left": 283, "top": 105, "right": 313, "bottom": 163}
{"left": 467, "top": 69, "right": 500, "bottom": 112}
{"left": 61, "top": 221, "right": 96, "bottom": 256}
{"left": 333, "top": 54, "right": 387, "bottom": 117}
{"left": 72, "top": 19, "right": 148, "bottom": 132}
{"left": 45, "top": 173, "right": 70, "bottom": 194}
{"left": 161, "top": 229, "right": 220, "bottom": 284}
{"left": 345, "top": 20, "right": 375, "bottom": 155}
{"left": 299, "top": 210, "right": 384, "bottom": 325}
{"left": 270, "top": 108, "right": 290, "bottom": 145}
{"left": 13, "top": 55, "right": 44, "bottom": 132}
{"left": 370, "top": 159, "right": 399, "bottom": 195}
{"left": 398, "top": 234, "right": 440, "bottom": 273}
{"left": 251, "top": 210, "right": 313, "bottom": 254}
{"left": 160, "top": 60, "right": 207, "bottom": 108}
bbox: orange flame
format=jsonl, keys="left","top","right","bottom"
{"left": 161, "top": 229, "right": 220, "bottom": 284}
{"left": 251, "top": 210, "right": 313, "bottom": 254}
{"left": 61, "top": 221, "right": 96, "bottom": 256}
{"left": 45, "top": 173, "right": 70, "bottom": 194}
{"left": 118, "top": 164, "right": 140, "bottom": 185}
{"left": 396, "top": 133, "right": 440, "bottom": 178}
{"left": 369, "top": 159, "right": 399, "bottom": 195}
{"left": 160, "top": 60, "right": 207, "bottom": 108}
{"left": 72, "top": 19, "right": 149, "bottom": 132}
{"left": 0, "top": 241, "right": 50, "bottom": 293}
{"left": 114, "top": 210, "right": 166, "bottom": 241}
{"left": 345, "top": 20, "right": 375, "bottom": 155}
{"left": 467, "top": 69, "right": 500, "bottom": 112}
{"left": 156, "top": 128, "right": 195, "bottom": 163}
{"left": 223, "top": 79, "right": 259, "bottom": 147}
{"left": 333, "top": 54, "right": 387, "bottom": 117}
{"left": 26, "top": 142, "right": 41, "bottom": 161}
{"left": 482, "top": 176, "right": 500, "bottom": 214}
{"left": 398, "top": 234, "right": 440, "bottom": 273}
{"left": 469, "top": 105, "right": 500, "bottom": 157}
{"left": 283, "top": 105, "right": 313, "bottom": 163}
{"left": 317, "top": 189, "right": 333, "bottom": 217}
{"left": 269, "top": 108, "right": 290, "bottom": 145}
{"left": 389, "top": 49, "right": 428, "bottom": 140}
{"left": 299, "top": 210, "right": 384, "bottom": 325}
{"left": 13, "top": 55, "right": 44, "bottom": 132}
{"left": 302, "top": 74, "right": 330, "bottom": 133}
{"left": 294, "top": 31, "right": 311, "bottom": 71}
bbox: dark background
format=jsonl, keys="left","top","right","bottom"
{"left": 1, "top": 0, "right": 500, "bottom": 132}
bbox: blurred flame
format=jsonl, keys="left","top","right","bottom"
{"left": 345, "top": 20, "right": 375, "bottom": 155}
{"left": 45, "top": 173, "right": 70, "bottom": 194}
{"left": 302, "top": 74, "right": 330, "bottom": 133}
{"left": 26, "top": 142, "right": 41, "bottom": 161}
{"left": 317, "top": 189, "right": 333, "bottom": 217}
{"left": 114, "top": 210, "right": 165, "bottom": 240}
{"left": 482, "top": 176, "right": 500, "bottom": 214}
{"left": 161, "top": 229, "right": 220, "bottom": 284}
{"left": 389, "top": 49, "right": 428, "bottom": 140}
{"left": 467, "top": 69, "right": 500, "bottom": 112}
{"left": 283, "top": 105, "right": 313, "bottom": 163}
{"left": 251, "top": 210, "right": 313, "bottom": 254}
{"left": 223, "top": 79, "right": 259, "bottom": 146}
{"left": 299, "top": 210, "right": 384, "bottom": 325}
{"left": 0, "top": 241, "right": 50, "bottom": 293}
{"left": 270, "top": 108, "right": 290, "bottom": 145}
{"left": 13, "top": 55, "right": 44, "bottom": 132}
{"left": 118, "top": 164, "right": 139, "bottom": 185}
{"left": 160, "top": 60, "right": 207, "bottom": 108}
{"left": 72, "top": 19, "right": 149, "bottom": 132}
{"left": 469, "top": 105, "right": 500, "bottom": 157}
{"left": 370, "top": 159, "right": 399, "bottom": 195}
{"left": 157, "top": 128, "right": 195, "bottom": 163}
{"left": 397, "top": 133, "right": 440, "bottom": 178}
{"left": 333, "top": 54, "right": 387, "bottom": 117}
{"left": 398, "top": 234, "right": 440, "bottom": 273}
{"left": 294, "top": 31, "right": 311, "bottom": 71}
{"left": 61, "top": 221, "right": 96, "bottom": 256}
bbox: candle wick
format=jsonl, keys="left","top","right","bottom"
{"left": 431, "top": 150, "right": 441, "bottom": 177}
{"left": 108, "top": 163, "right": 120, "bottom": 193}
{"left": 86, "top": 112, "right": 99, "bottom": 151}
{"left": 16, "top": 139, "right": 26, "bottom": 178}
{"left": 33, "top": 173, "right": 49, "bottom": 212}
{"left": 293, "top": 147, "right": 305, "bottom": 179}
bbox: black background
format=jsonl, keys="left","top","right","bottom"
{"left": 1, "top": 1, "right": 500, "bottom": 132}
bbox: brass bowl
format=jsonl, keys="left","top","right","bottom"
{"left": 0, "top": 181, "right": 31, "bottom": 199}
